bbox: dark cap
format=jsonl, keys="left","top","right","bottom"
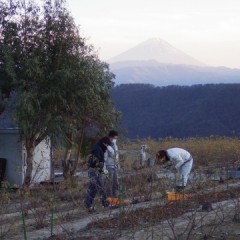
{"left": 108, "top": 130, "right": 118, "bottom": 137}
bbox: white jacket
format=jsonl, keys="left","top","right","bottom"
{"left": 104, "top": 141, "right": 120, "bottom": 169}
{"left": 166, "top": 148, "right": 192, "bottom": 170}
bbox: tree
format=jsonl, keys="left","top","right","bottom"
{"left": 0, "top": 0, "right": 119, "bottom": 186}
{"left": 0, "top": 0, "right": 19, "bottom": 114}
{"left": 61, "top": 55, "right": 120, "bottom": 178}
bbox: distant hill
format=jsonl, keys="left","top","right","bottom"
{"left": 108, "top": 38, "right": 240, "bottom": 86}
{"left": 110, "top": 62, "right": 240, "bottom": 86}
{"left": 111, "top": 84, "right": 240, "bottom": 139}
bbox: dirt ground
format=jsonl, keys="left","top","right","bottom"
{"left": 1, "top": 168, "right": 240, "bottom": 240}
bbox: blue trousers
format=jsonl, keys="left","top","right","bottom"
{"left": 84, "top": 170, "right": 109, "bottom": 208}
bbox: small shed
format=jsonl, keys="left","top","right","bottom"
{"left": 0, "top": 107, "right": 51, "bottom": 186}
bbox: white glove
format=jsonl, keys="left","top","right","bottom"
{"left": 103, "top": 167, "right": 109, "bottom": 176}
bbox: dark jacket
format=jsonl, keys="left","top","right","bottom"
{"left": 88, "top": 140, "right": 107, "bottom": 171}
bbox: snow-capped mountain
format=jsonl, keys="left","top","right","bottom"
{"left": 107, "top": 38, "right": 240, "bottom": 86}
{"left": 108, "top": 38, "right": 206, "bottom": 66}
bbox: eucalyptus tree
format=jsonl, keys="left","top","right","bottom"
{"left": 0, "top": 0, "right": 20, "bottom": 114}
{"left": 61, "top": 55, "right": 120, "bottom": 178}
{"left": 0, "top": 0, "right": 119, "bottom": 186}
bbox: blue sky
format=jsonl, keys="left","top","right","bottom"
{"left": 38, "top": 0, "right": 240, "bottom": 68}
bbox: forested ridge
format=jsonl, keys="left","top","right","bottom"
{"left": 112, "top": 83, "right": 240, "bottom": 139}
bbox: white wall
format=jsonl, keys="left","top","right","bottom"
{"left": 0, "top": 129, "right": 51, "bottom": 186}
{"left": 28, "top": 138, "right": 51, "bottom": 184}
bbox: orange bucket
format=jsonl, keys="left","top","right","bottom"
{"left": 167, "top": 191, "right": 191, "bottom": 201}
{"left": 107, "top": 197, "right": 130, "bottom": 205}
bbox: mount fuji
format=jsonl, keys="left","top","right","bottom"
{"left": 108, "top": 38, "right": 240, "bottom": 86}
{"left": 109, "top": 38, "right": 205, "bottom": 66}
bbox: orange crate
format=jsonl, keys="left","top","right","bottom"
{"left": 167, "top": 191, "right": 191, "bottom": 201}
{"left": 107, "top": 197, "right": 130, "bottom": 205}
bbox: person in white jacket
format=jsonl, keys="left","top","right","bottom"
{"left": 104, "top": 130, "right": 120, "bottom": 198}
{"left": 156, "top": 148, "right": 193, "bottom": 191}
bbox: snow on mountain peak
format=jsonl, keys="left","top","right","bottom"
{"left": 108, "top": 38, "right": 206, "bottom": 66}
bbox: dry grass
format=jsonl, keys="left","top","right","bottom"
{"left": 1, "top": 137, "right": 240, "bottom": 239}
{"left": 119, "top": 137, "right": 240, "bottom": 169}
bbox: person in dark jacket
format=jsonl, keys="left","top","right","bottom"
{"left": 84, "top": 136, "right": 113, "bottom": 212}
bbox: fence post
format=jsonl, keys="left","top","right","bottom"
{"left": 21, "top": 208, "right": 27, "bottom": 240}
{"left": 174, "top": 172, "right": 177, "bottom": 200}
{"left": 226, "top": 163, "right": 229, "bottom": 192}
{"left": 181, "top": 174, "right": 186, "bottom": 209}
{"left": 213, "top": 170, "right": 216, "bottom": 193}
{"left": 50, "top": 198, "right": 54, "bottom": 236}
{"left": 118, "top": 184, "right": 126, "bottom": 214}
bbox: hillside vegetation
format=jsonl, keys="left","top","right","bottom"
{"left": 112, "top": 83, "right": 240, "bottom": 139}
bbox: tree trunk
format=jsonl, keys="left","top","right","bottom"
{"left": 63, "top": 146, "right": 72, "bottom": 179}
{"left": 69, "top": 128, "right": 85, "bottom": 176}
{"left": 23, "top": 145, "right": 34, "bottom": 187}
{"left": 69, "top": 144, "right": 80, "bottom": 176}
{"left": 63, "top": 132, "right": 73, "bottom": 179}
